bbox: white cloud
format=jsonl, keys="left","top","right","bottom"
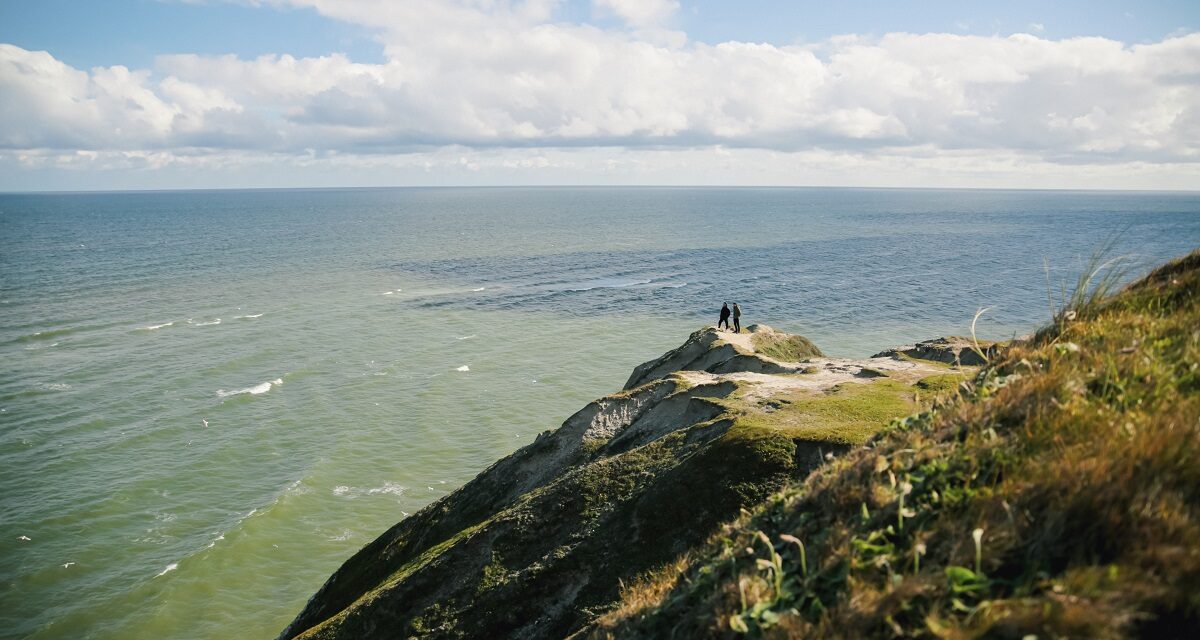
{"left": 6, "top": 144, "right": 1198, "bottom": 192}
{"left": 594, "top": 0, "right": 679, "bottom": 28}
{"left": 1029, "top": 23, "right": 1045, "bottom": 33}
{"left": 1, "top": 0, "right": 1198, "bottom": 189}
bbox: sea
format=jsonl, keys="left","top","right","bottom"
{"left": 1, "top": 187, "right": 1197, "bottom": 639}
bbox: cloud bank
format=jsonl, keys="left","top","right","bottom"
{"left": 1, "top": 0, "right": 1198, "bottom": 189}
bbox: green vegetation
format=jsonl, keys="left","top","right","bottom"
{"left": 732, "top": 381, "right": 921, "bottom": 446}
{"left": 914, "top": 372, "right": 968, "bottom": 396}
{"left": 751, "top": 332, "right": 825, "bottom": 362}
{"left": 589, "top": 249, "right": 1200, "bottom": 639}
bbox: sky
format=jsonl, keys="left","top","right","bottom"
{"left": 1, "top": 0, "right": 1198, "bottom": 191}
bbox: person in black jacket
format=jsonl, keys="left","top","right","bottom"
{"left": 718, "top": 302, "right": 731, "bottom": 331}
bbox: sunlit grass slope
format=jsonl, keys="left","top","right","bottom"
{"left": 589, "top": 249, "right": 1200, "bottom": 639}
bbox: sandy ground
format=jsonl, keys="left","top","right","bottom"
{"left": 710, "top": 326, "right": 756, "bottom": 352}
{"left": 679, "top": 326, "right": 952, "bottom": 403}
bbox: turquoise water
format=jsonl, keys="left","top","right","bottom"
{"left": 1, "top": 187, "right": 1197, "bottom": 639}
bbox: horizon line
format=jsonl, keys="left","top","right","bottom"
{"left": 4, "top": 184, "right": 1199, "bottom": 196}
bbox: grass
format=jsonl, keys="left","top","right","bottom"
{"left": 915, "top": 373, "right": 969, "bottom": 396}
{"left": 752, "top": 333, "right": 825, "bottom": 362}
{"left": 732, "top": 380, "right": 923, "bottom": 446}
{"left": 587, "top": 249, "right": 1200, "bottom": 639}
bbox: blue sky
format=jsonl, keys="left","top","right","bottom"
{"left": 1, "top": 0, "right": 1198, "bottom": 190}
{"left": 2, "top": 1, "right": 1195, "bottom": 70}
{"left": 0, "top": 1, "right": 384, "bottom": 69}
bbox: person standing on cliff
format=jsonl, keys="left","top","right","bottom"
{"left": 718, "top": 302, "right": 731, "bottom": 331}
{"left": 732, "top": 303, "right": 742, "bottom": 333}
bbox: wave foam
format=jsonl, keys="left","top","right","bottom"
{"left": 563, "top": 278, "right": 654, "bottom": 292}
{"left": 205, "top": 533, "right": 226, "bottom": 549}
{"left": 155, "top": 563, "right": 178, "bottom": 577}
{"left": 141, "top": 321, "right": 174, "bottom": 331}
{"left": 25, "top": 341, "right": 60, "bottom": 350}
{"left": 332, "top": 481, "right": 407, "bottom": 499}
{"left": 192, "top": 319, "right": 221, "bottom": 327}
{"left": 216, "top": 377, "right": 283, "bottom": 398}
{"left": 234, "top": 314, "right": 263, "bottom": 319}
{"left": 455, "top": 365, "right": 470, "bottom": 372}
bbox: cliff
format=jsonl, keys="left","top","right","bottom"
{"left": 588, "top": 250, "right": 1200, "bottom": 639}
{"left": 279, "top": 324, "right": 957, "bottom": 640}
{"left": 282, "top": 249, "right": 1199, "bottom": 640}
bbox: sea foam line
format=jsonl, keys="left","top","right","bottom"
{"left": 216, "top": 377, "right": 283, "bottom": 398}
{"left": 331, "top": 481, "right": 407, "bottom": 499}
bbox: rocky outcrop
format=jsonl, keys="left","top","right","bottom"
{"left": 623, "top": 324, "right": 821, "bottom": 390}
{"left": 279, "top": 327, "right": 950, "bottom": 640}
{"left": 872, "top": 336, "right": 1001, "bottom": 366}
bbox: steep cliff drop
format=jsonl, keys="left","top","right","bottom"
{"left": 279, "top": 324, "right": 958, "bottom": 640}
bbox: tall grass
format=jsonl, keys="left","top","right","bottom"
{"left": 1045, "top": 233, "right": 1135, "bottom": 321}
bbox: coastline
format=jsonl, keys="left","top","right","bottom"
{"left": 277, "top": 324, "right": 991, "bottom": 639}
{"left": 279, "top": 249, "right": 1200, "bottom": 639}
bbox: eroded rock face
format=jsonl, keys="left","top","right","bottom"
{"left": 279, "top": 327, "right": 937, "bottom": 640}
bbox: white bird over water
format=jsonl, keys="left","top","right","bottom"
{"left": 62, "top": 562, "right": 75, "bottom": 568}
{"left": 18, "top": 535, "right": 31, "bottom": 541}
{"left": 202, "top": 419, "right": 209, "bottom": 427}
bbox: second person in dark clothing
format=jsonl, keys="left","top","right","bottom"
{"left": 732, "top": 303, "right": 742, "bottom": 333}
{"left": 718, "top": 302, "right": 731, "bottom": 330}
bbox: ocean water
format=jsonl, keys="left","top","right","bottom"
{"left": 0, "top": 186, "right": 1197, "bottom": 639}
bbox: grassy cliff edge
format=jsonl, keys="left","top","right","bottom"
{"left": 587, "top": 249, "right": 1200, "bottom": 639}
